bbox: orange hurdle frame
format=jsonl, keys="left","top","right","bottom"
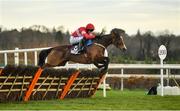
{"left": 92, "top": 74, "right": 106, "bottom": 96}
{"left": 0, "top": 68, "right": 3, "bottom": 75}
{"left": 24, "top": 68, "right": 43, "bottom": 101}
{"left": 24, "top": 68, "right": 80, "bottom": 101}
{"left": 59, "top": 71, "right": 80, "bottom": 99}
{"left": 0, "top": 65, "right": 106, "bottom": 102}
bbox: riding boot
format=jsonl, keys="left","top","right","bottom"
{"left": 78, "top": 39, "right": 86, "bottom": 53}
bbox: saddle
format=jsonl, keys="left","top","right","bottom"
{"left": 70, "top": 40, "right": 93, "bottom": 54}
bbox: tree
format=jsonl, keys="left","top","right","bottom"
{"left": 55, "top": 31, "right": 64, "bottom": 43}
{"left": 136, "top": 29, "right": 144, "bottom": 60}
{"left": 143, "top": 31, "right": 156, "bottom": 59}
{"left": 157, "top": 32, "right": 175, "bottom": 60}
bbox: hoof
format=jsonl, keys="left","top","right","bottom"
{"left": 99, "top": 67, "right": 107, "bottom": 74}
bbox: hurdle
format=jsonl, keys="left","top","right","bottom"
{"left": 0, "top": 65, "right": 105, "bottom": 102}
{"left": 0, "top": 68, "right": 2, "bottom": 75}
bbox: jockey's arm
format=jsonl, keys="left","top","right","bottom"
{"left": 81, "top": 31, "right": 95, "bottom": 39}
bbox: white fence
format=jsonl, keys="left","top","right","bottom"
{"left": 0, "top": 47, "right": 50, "bottom": 66}
{"left": 0, "top": 47, "right": 180, "bottom": 92}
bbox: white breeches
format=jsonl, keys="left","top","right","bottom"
{"left": 70, "top": 36, "right": 83, "bottom": 45}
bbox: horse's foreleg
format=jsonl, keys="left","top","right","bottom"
{"left": 93, "top": 62, "right": 104, "bottom": 69}
{"left": 95, "top": 57, "right": 109, "bottom": 73}
{"left": 102, "top": 57, "right": 109, "bottom": 72}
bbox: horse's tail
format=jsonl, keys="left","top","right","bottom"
{"left": 38, "top": 48, "right": 53, "bottom": 67}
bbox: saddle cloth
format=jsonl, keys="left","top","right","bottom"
{"left": 70, "top": 40, "right": 93, "bottom": 54}
{"left": 70, "top": 45, "right": 79, "bottom": 54}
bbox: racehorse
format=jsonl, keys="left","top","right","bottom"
{"left": 38, "top": 28, "right": 127, "bottom": 72}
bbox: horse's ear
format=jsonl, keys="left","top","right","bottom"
{"left": 99, "top": 31, "right": 103, "bottom": 37}
{"left": 111, "top": 28, "right": 125, "bottom": 34}
{"left": 110, "top": 29, "right": 117, "bottom": 40}
{"left": 95, "top": 30, "right": 104, "bottom": 39}
{"left": 110, "top": 28, "right": 117, "bottom": 34}
{"left": 99, "top": 28, "right": 106, "bottom": 36}
{"left": 110, "top": 29, "right": 113, "bottom": 34}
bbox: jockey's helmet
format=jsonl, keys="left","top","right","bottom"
{"left": 86, "top": 23, "right": 95, "bottom": 32}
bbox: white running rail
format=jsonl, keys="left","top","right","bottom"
{"left": 0, "top": 47, "right": 180, "bottom": 92}
{"left": 0, "top": 47, "right": 50, "bottom": 66}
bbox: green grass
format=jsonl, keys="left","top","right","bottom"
{"left": 0, "top": 89, "right": 180, "bottom": 110}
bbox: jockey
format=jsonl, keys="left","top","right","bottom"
{"left": 70, "top": 23, "right": 95, "bottom": 53}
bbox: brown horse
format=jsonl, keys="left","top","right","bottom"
{"left": 38, "top": 28, "right": 127, "bottom": 72}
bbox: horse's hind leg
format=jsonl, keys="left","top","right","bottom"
{"left": 46, "top": 49, "right": 66, "bottom": 66}
{"left": 58, "top": 60, "right": 68, "bottom": 66}
{"left": 41, "top": 60, "right": 67, "bottom": 69}
{"left": 42, "top": 63, "right": 55, "bottom": 69}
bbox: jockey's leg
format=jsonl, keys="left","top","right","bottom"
{"left": 78, "top": 38, "right": 86, "bottom": 51}
{"left": 70, "top": 36, "right": 83, "bottom": 45}
{"left": 70, "top": 36, "right": 84, "bottom": 54}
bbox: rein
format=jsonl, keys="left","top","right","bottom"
{"left": 94, "top": 43, "right": 108, "bottom": 57}
{"left": 94, "top": 43, "right": 106, "bottom": 49}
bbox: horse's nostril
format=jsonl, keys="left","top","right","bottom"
{"left": 123, "top": 48, "right": 127, "bottom": 52}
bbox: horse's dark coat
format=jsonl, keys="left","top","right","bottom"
{"left": 38, "top": 28, "right": 127, "bottom": 73}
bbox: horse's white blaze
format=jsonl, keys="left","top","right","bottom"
{"left": 120, "top": 35, "right": 127, "bottom": 50}
{"left": 124, "top": 44, "right": 127, "bottom": 50}
{"left": 45, "top": 58, "right": 47, "bottom": 63}
{"left": 104, "top": 49, "right": 108, "bottom": 57}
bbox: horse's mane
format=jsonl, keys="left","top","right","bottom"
{"left": 94, "top": 35, "right": 101, "bottom": 40}
{"left": 93, "top": 35, "right": 103, "bottom": 43}
{"left": 94, "top": 33, "right": 110, "bottom": 40}
{"left": 93, "top": 34, "right": 112, "bottom": 47}
{"left": 93, "top": 28, "right": 125, "bottom": 44}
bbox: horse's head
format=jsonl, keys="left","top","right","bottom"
{"left": 111, "top": 28, "right": 127, "bottom": 52}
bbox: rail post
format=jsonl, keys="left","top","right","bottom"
{"left": 166, "top": 69, "right": 169, "bottom": 86}
{"left": 121, "top": 68, "right": 124, "bottom": 91}
{"left": 34, "top": 51, "right": 38, "bottom": 65}
{"left": 103, "top": 49, "right": 108, "bottom": 97}
{"left": 24, "top": 52, "right": 28, "bottom": 65}
{"left": 160, "top": 59, "right": 164, "bottom": 96}
{"left": 14, "top": 47, "right": 19, "bottom": 65}
{"left": 103, "top": 73, "right": 107, "bottom": 97}
{"left": 158, "top": 45, "right": 167, "bottom": 96}
{"left": 4, "top": 53, "right": 7, "bottom": 65}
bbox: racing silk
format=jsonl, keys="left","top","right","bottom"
{"left": 71, "top": 27, "right": 95, "bottom": 39}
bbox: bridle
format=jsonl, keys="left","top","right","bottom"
{"left": 111, "top": 31, "right": 116, "bottom": 43}
{"left": 111, "top": 31, "right": 122, "bottom": 47}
